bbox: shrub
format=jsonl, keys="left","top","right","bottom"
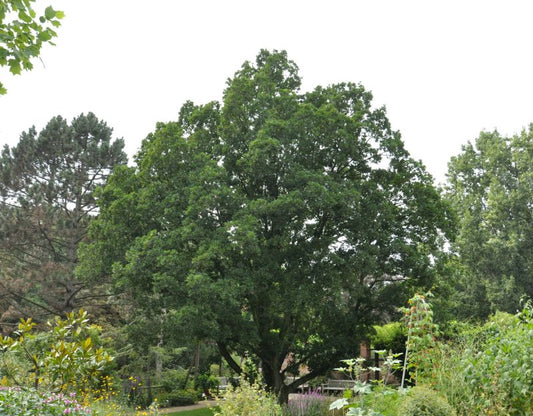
{"left": 461, "top": 306, "right": 533, "bottom": 414}
{"left": 213, "top": 382, "right": 282, "bottom": 416}
{"left": 195, "top": 373, "right": 219, "bottom": 396}
{"left": 90, "top": 398, "right": 161, "bottom": 416}
{"left": 158, "top": 388, "right": 199, "bottom": 407}
{"left": 427, "top": 303, "right": 533, "bottom": 415}
{"left": 160, "top": 368, "right": 189, "bottom": 391}
{"left": 416, "top": 342, "right": 472, "bottom": 415}
{"left": 398, "top": 386, "right": 456, "bottom": 416}
{"left": 0, "top": 310, "right": 113, "bottom": 393}
{"left": 362, "top": 385, "right": 403, "bottom": 416}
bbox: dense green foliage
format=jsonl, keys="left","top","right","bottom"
{"left": 79, "top": 50, "right": 453, "bottom": 403}
{"left": 398, "top": 386, "right": 456, "bottom": 416}
{"left": 464, "top": 310, "right": 533, "bottom": 413}
{"left": 158, "top": 389, "right": 199, "bottom": 407}
{"left": 446, "top": 126, "right": 533, "bottom": 318}
{"left": 0, "top": 113, "right": 127, "bottom": 322}
{"left": 369, "top": 322, "right": 406, "bottom": 354}
{"left": 0, "top": 310, "right": 113, "bottom": 391}
{"left": 400, "top": 292, "right": 439, "bottom": 385}
{"left": 213, "top": 382, "right": 281, "bottom": 416}
{"left": 0, "top": 0, "right": 63, "bottom": 94}
{"left": 420, "top": 304, "right": 533, "bottom": 415}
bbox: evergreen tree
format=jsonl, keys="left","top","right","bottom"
{"left": 0, "top": 112, "right": 127, "bottom": 323}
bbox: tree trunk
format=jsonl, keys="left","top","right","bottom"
{"left": 155, "top": 311, "right": 165, "bottom": 379}
{"left": 194, "top": 341, "right": 200, "bottom": 377}
{"left": 262, "top": 358, "right": 291, "bottom": 404}
{"left": 278, "top": 383, "right": 290, "bottom": 405}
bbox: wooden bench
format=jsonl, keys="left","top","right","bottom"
{"left": 321, "top": 379, "right": 357, "bottom": 393}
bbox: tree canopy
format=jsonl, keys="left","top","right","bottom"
{"left": 0, "top": 113, "right": 127, "bottom": 322}
{"left": 446, "top": 126, "right": 533, "bottom": 318}
{"left": 0, "top": 0, "right": 63, "bottom": 94}
{"left": 79, "top": 50, "right": 453, "bottom": 402}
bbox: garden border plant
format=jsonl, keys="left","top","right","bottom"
{"left": 400, "top": 292, "right": 439, "bottom": 387}
{"left": 0, "top": 309, "right": 113, "bottom": 393}
{"left": 329, "top": 350, "right": 404, "bottom": 416}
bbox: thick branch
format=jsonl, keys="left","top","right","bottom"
{"left": 217, "top": 342, "right": 242, "bottom": 375}
{"left": 286, "top": 366, "right": 329, "bottom": 390}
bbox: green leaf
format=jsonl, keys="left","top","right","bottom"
{"left": 330, "top": 398, "right": 349, "bottom": 410}
{"left": 37, "top": 31, "right": 52, "bottom": 41}
{"left": 9, "top": 60, "right": 21, "bottom": 74}
{"left": 44, "top": 6, "right": 56, "bottom": 20}
{"left": 18, "top": 11, "right": 32, "bottom": 23}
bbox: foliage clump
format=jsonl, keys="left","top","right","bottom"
{"left": 400, "top": 292, "right": 439, "bottom": 385}
{"left": 419, "top": 301, "right": 533, "bottom": 415}
{"left": 157, "top": 388, "right": 199, "bottom": 407}
{"left": 0, "top": 310, "right": 113, "bottom": 392}
{"left": 460, "top": 304, "right": 533, "bottom": 414}
{"left": 398, "top": 386, "right": 456, "bottom": 416}
{"left": 370, "top": 322, "right": 406, "bottom": 355}
{"left": 213, "top": 382, "right": 282, "bottom": 416}
{"left": 0, "top": 0, "right": 64, "bottom": 94}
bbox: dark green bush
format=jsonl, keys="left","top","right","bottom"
{"left": 160, "top": 368, "right": 189, "bottom": 391}
{"left": 157, "top": 388, "right": 200, "bottom": 407}
{"left": 195, "top": 373, "right": 219, "bottom": 392}
{"left": 398, "top": 386, "right": 456, "bottom": 416}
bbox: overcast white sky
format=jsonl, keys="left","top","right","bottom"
{"left": 1, "top": 0, "right": 533, "bottom": 184}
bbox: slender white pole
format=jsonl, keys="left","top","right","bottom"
{"left": 400, "top": 341, "right": 409, "bottom": 389}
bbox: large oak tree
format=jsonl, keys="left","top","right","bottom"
{"left": 79, "top": 50, "right": 453, "bottom": 402}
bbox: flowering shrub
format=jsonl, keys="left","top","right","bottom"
{"left": 0, "top": 384, "right": 161, "bottom": 416}
{"left": 0, "top": 387, "right": 91, "bottom": 415}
